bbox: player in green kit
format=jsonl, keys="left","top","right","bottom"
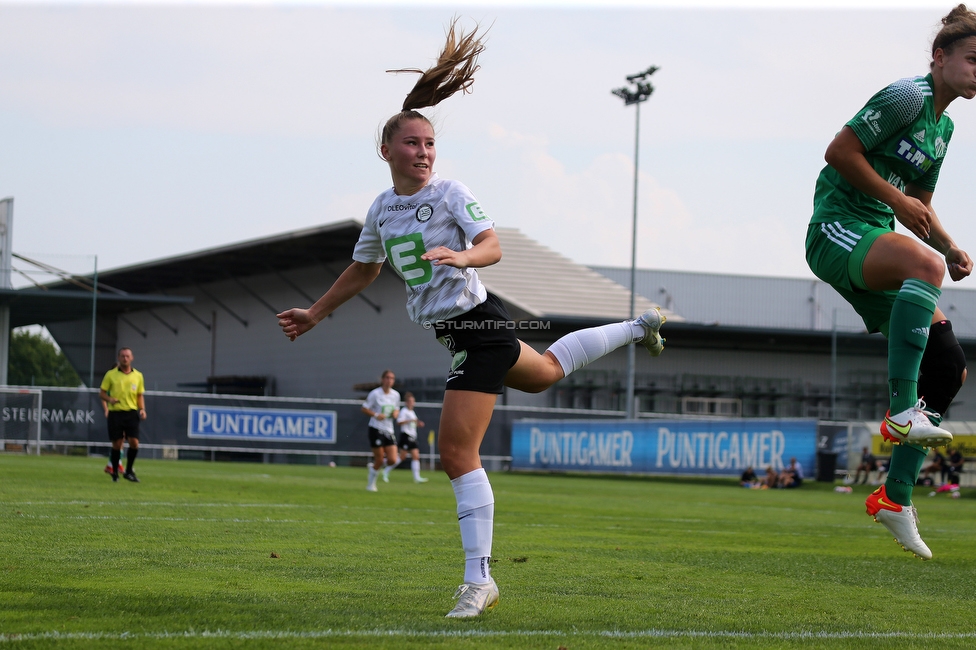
{"left": 806, "top": 5, "right": 976, "bottom": 559}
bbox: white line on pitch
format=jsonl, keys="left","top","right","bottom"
{"left": 4, "top": 630, "right": 976, "bottom": 642}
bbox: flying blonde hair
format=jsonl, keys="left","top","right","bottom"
{"left": 379, "top": 18, "right": 487, "bottom": 149}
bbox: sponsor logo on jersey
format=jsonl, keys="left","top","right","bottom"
{"left": 895, "top": 139, "right": 934, "bottom": 174}
{"left": 450, "top": 350, "right": 468, "bottom": 373}
{"left": 886, "top": 172, "right": 905, "bottom": 192}
{"left": 416, "top": 203, "right": 433, "bottom": 223}
{"left": 384, "top": 233, "right": 432, "bottom": 287}
{"left": 437, "top": 335, "right": 456, "bottom": 353}
{"left": 465, "top": 201, "right": 489, "bottom": 221}
{"left": 861, "top": 109, "right": 883, "bottom": 135}
{"left": 381, "top": 203, "right": 417, "bottom": 227}
{"left": 913, "top": 129, "right": 926, "bottom": 143}
{"left": 387, "top": 203, "right": 418, "bottom": 212}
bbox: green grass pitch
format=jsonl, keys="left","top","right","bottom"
{"left": 2, "top": 454, "right": 976, "bottom": 649}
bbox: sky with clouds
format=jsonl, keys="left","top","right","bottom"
{"left": 2, "top": 0, "right": 975, "bottom": 285}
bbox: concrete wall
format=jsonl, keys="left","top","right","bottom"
{"left": 108, "top": 264, "right": 448, "bottom": 398}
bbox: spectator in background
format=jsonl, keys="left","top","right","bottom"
{"left": 779, "top": 457, "right": 804, "bottom": 489}
{"left": 854, "top": 447, "right": 880, "bottom": 485}
{"left": 740, "top": 466, "right": 759, "bottom": 488}
{"left": 947, "top": 446, "right": 965, "bottom": 484}
{"left": 99, "top": 348, "right": 146, "bottom": 483}
{"left": 762, "top": 466, "right": 778, "bottom": 490}
{"left": 362, "top": 369, "right": 400, "bottom": 492}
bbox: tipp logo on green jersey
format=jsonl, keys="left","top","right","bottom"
{"left": 895, "top": 139, "right": 934, "bottom": 174}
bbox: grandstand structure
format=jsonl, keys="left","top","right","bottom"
{"left": 6, "top": 221, "right": 976, "bottom": 421}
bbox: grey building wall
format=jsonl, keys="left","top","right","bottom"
{"left": 109, "top": 265, "right": 450, "bottom": 399}
{"left": 591, "top": 265, "right": 976, "bottom": 420}
{"left": 593, "top": 266, "right": 976, "bottom": 337}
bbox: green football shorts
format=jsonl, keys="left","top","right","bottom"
{"left": 806, "top": 220, "right": 898, "bottom": 335}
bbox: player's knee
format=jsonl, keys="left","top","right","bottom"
{"left": 914, "top": 251, "right": 946, "bottom": 286}
{"left": 529, "top": 355, "right": 565, "bottom": 393}
{"left": 519, "top": 379, "right": 550, "bottom": 394}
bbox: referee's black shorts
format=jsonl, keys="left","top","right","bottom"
{"left": 107, "top": 410, "right": 140, "bottom": 442}
{"left": 433, "top": 293, "right": 522, "bottom": 395}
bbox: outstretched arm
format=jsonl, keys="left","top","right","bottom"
{"left": 905, "top": 185, "right": 973, "bottom": 282}
{"left": 277, "top": 261, "right": 383, "bottom": 341}
{"left": 421, "top": 229, "right": 501, "bottom": 269}
{"left": 824, "top": 126, "right": 934, "bottom": 240}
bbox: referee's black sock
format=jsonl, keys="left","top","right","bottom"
{"left": 110, "top": 449, "right": 122, "bottom": 474}
{"left": 126, "top": 448, "right": 139, "bottom": 473}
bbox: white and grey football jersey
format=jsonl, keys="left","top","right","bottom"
{"left": 353, "top": 174, "right": 495, "bottom": 324}
{"left": 362, "top": 387, "right": 400, "bottom": 435}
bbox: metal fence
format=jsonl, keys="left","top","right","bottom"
{"left": 11, "top": 386, "right": 944, "bottom": 479}
{"left": 0, "top": 386, "right": 628, "bottom": 470}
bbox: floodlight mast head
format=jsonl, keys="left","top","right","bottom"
{"left": 611, "top": 66, "right": 659, "bottom": 105}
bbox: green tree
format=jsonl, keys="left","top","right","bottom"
{"left": 8, "top": 330, "right": 82, "bottom": 387}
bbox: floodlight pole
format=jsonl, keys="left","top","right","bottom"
{"left": 612, "top": 66, "right": 658, "bottom": 420}
{"left": 89, "top": 256, "right": 97, "bottom": 388}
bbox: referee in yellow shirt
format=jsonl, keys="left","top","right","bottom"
{"left": 99, "top": 348, "right": 146, "bottom": 482}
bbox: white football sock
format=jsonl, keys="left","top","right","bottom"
{"left": 451, "top": 468, "right": 494, "bottom": 584}
{"left": 367, "top": 465, "right": 378, "bottom": 489}
{"left": 411, "top": 459, "right": 422, "bottom": 481}
{"left": 546, "top": 321, "right": 644, "bottom": 376}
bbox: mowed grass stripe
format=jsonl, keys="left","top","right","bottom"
{"left": 5, "top": 629, "right": 976, "bottom": 642}
{"left": 2, "top": 455, "right": 976, "bottom": 649}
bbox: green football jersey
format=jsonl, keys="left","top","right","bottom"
{"left": 811, "top": 74, "right": 954, "bottom": 229}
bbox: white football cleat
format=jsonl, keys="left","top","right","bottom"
{"left": 634, "top": 307, "right": 666, "bottom": 357}
{"left": 881, "top": 400, "right": 952, "bottom": 448}
{"left": 445, "top": 578, "right": 499, "bottom": 618}
{"left": 866, "top": 486, "right": 932, "bottom": 560}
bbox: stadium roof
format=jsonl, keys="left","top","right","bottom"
{"left": 57, "top": 220, "right": 366, "bottom": 295}
{"left": 480, "top": 228, "right": 676, "bottom": 322}
{"left": 0, "top": 288, "right": 192, "bottom": 329}
{"left": 13, "top": 221, "right": 676, "bottom": 328}
{"left": 1, "top": 220, "right": 365, "bottom": 328}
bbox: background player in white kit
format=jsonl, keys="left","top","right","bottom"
{"left": 278, "top": 19, "right": 665, "bottom": 618}
{"left": 361, "top": 369, "right": 400, "bottom": 492}
{"left": 387, "top": 391, "right": 428, "bottom": 483}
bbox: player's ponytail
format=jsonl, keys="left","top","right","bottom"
{"left": 379, "top": 18, "right": 486, "bottom": 151}
{"left": 932, "top": 4, "right": 976, "bottom": 56}
{"left": 391, "top": 18, "right": 486, "bottom": 112}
